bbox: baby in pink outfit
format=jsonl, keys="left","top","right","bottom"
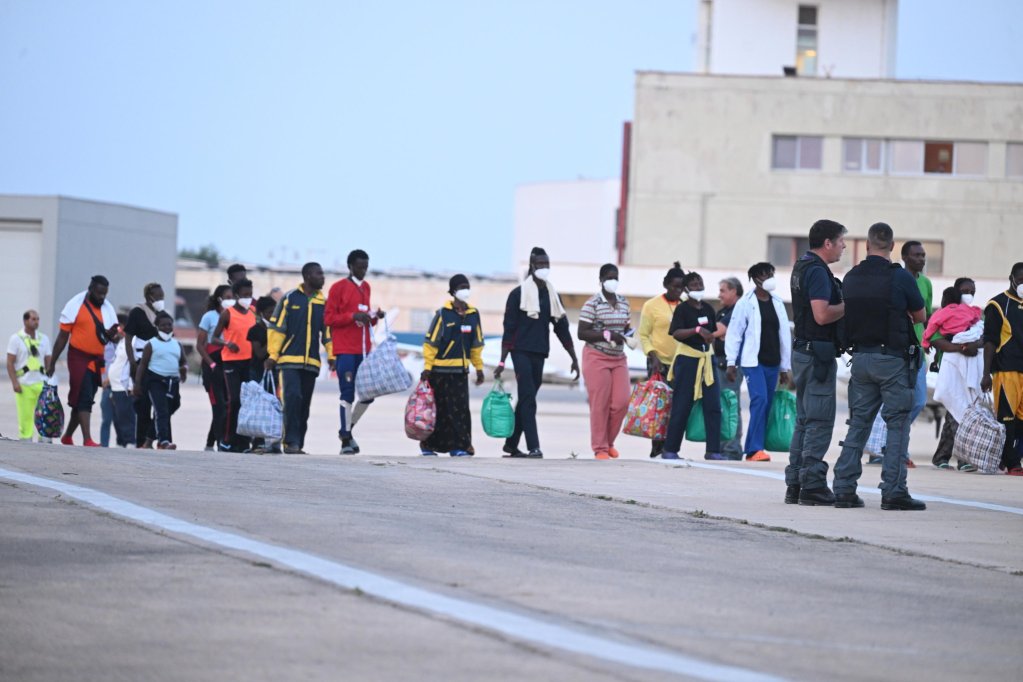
{"left": 922, "top": 286, "right": 982, "bottom": 349}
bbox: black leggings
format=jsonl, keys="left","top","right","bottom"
{"left": 223, "top": 360, "right": 251, "bottom": 450}
{"left": 202, "top": 357, "right": 227, "bottom": 448}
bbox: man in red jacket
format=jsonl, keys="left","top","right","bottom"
{"left": 325, "top": 249, "right": 385, "bottom": 454}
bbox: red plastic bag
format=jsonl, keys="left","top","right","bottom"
{"left": 404, "top": 379, "right": 436, "bottom": 441}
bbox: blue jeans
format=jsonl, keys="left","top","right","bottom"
{"left": 100, "top": 386, "right": 114, "bottom": 447}
{"left": 905, "top": 360, "right": 928, "bottom": 459}
{"left": 110, "top": 390, "right": 136, "bottom": 446}
{"left": 742, "top": 365, "right": 780, "bottom": 455}
{"left": 336, "top": 353, "right": 373, "bottom": 438}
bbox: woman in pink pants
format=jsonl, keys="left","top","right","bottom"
{"left": 577, "top": 264, "right": 633, "bottom": 459}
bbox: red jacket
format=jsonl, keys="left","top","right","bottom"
{"left": 325, "top": 278, "right": 377, "bottom": 355}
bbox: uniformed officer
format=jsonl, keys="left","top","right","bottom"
{"left": 786, "top": 219, "right": 847, "bottom": 506}
{"left": 833, "top": 222, "right": 927, "bottom": 510}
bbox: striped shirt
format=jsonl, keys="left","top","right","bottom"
{"left": 579, "top": 292, "right": 631, "bottom": 356}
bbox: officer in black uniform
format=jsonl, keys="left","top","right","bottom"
{"left": 786, "top": 219, "right": 847, "bottom": 506}
{"left": 833, "top": 222, "right": 927, "bottom": 510}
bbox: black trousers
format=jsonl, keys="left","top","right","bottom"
{"left": 506, "top": 351, "right": 545, "bottom": 452}
{"left": 223, "top": 360, "right": 251, "bottom": 450}
{"left": 280, "top": 368, "right": 316, "bottom": 449}
{"left": 145, "top": 372, "right": 180, "bottom": 445}
{"left": 202, "top": 359, "right": 228, "bottom": 448}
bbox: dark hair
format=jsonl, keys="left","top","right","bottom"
{"left": 255, "top": 295, "right": 276, "bottom": 315}
{"left": 231, "top": 278, "right": 253, "bottom": 295}
{"left": 953, "top": 277, "right": 975, "bottom": 292}
{"left": 22, "top": 309, "right": 36, "bottom": 321}
{"left": 682, "top": 271, "right": 703, "bottom": 289}
{"left": 663, "top": 261, "right": 685, "bottom": 287}
{"left": 940, "top": 286, "right": 961, "bottom": 307}
{"left": 1011, "top": 262, "right": 1023, "bottom": 278}
{"left": 808, "top": 219, "right": 847, "bottom": 249}
{"left": 347, "top": 249, "right": 369, "bottom": 266}
{"left": 207, "top": 285, "right": 230, "bottom": 311}
{"left": 747, "top": 262, "right": 775, "bottom": 282}
{"left": 227, "top": 264, "right": 247, "bottom": 278}
{"left": 720, "top": 277, "right": 744, "bottom": 298}
{"left": 867, "top": 222, "right": 894, "bottom": 251}
{"left": 530, "top": 247, "right": 548, "bottom": 259}
{"left": 90, "top": 275, "right": 109, "bottom": 288}
{"left": 448, "top": 274, "right": 469, "bottom": 294}
{"left": 900, "top": 240, "right": 923, "bottom": 259}
{"left": 301, "top": 262, "right": 322, "bottom": 279}
{"left": 598, "top": 263, "right": 617, "bottom": 280}
{"left": 143, "top": 282, "right": 163, "bottom": 301}
{"left": 154, "top": 311, "right": 174, "bottom": 324}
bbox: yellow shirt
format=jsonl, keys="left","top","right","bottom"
{"left": 639, "top": 295, "right": 681, "bottom": 365}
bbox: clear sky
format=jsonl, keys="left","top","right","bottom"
{"left": 1, "top": 0, "right": 1021, "bottom": 275}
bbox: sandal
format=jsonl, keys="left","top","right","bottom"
{"left": 934, "top": 462, "right": 951, "bottom": 470}
{"left": 957, "top": 462, "right": 978, "bottom": 473}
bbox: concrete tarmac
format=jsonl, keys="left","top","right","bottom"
{"left": 1, "top": 381, "right": 1021, "bottom": 681}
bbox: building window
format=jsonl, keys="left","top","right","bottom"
{"left": 796, "top": 5, "right": 818, "bottom": 76}
{"left": 767, "top": 236, "right": 811, "bottom": 267}
{"left": 836, "top": 239, "right": 945, "bottom": 275}
{"left": 1008, "top": 143, "right": 1023, "bottom": 178}
{"left": 889, "top": 140, "right": 924, "bottom": 174}
{"left": 954, "top": 142, "right": 987, "bottom": 176}
{"left": 843, "top": 138, "right": 885, "bottom": 173}
{"left": 924, "top": 141, "right": 954, "bottom": 174}
{"left": 772, "top": 135, "right": 822, "bottom": 170}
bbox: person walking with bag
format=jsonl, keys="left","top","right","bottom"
{"left": 661, "top": 271, "right": 725, "bottom": 461}
{"left": 981, "top": 262, "right": 1023, "bottom": 476}
{"left": 495, "top": 247, "right": 579, "bottom": 459}
{"left": 724, "top": 262, "right": 792, "bottom": 462}
{"left": 47, "top": 275, "right": 120, "bottom": 447}
{"left": 418, "top": 274, "right": 485, "bottom": 457}
{"left": 266, "top": 263, "right": 333, "bottom": 455}
{"left": 578, "top": 264, "right": 632, "bottom": 460}
{"left": 6, "top": 310, "right": 52, "bottom": 441}
{"left": 638, "top": 262, "right": 686, "bottom": 457}
{"left": 325, "top": 249, "right": 385, "bottom": 455}
{"left": 213, "top": 278, "right": 257, "bottom": 452}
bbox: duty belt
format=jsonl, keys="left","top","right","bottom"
{"left": 852, "top": 345, "right": 906, "bottom": 358}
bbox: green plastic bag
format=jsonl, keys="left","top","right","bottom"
{"left": 481, "top": 378, "right": 515, "bottom": 438}
{"left": 686, "top": 388, "right": 738, "bottom": 443}
{"left": 765, "top": 389, "right": 797, "bottom": 452}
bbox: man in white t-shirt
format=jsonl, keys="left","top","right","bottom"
{"left": 6, "top": 310, "right": 53, "bottom": 441}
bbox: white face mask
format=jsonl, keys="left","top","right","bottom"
{"left": 152, "top": 300, "right": 166, "bottom": 313}
{"left": 602, "top": 279, "right": 620, "bottom": 294}
{"left": 1014, "top": 278, "right": 1023, "bottom": 298}
{"left": 238, "top": 297, "right": 253, "bottom": 309}
{"left": 220, "top": 298, "right": 236, "bottom": 309}
{"left": 454, "top": 289, "right": 472, "bottom": 302}
{"left": 761, "top": 277, "right": 777, "bottom": 293}
{"left": 687, "top": 290, "right": 706, "bottom": 302}
{"left": 960, "top": 294, "right": 975, "bottom": 306}
{"left": 158, "top": 331, "right": 173, "bottom": 342}
{"left": 532, "top": 268, "right": 550, "bottom": 282}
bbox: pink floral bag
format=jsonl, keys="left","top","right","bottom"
{"left": 622, "top": 375, "right": 672, "bottom": 440}
{"left": 404, "top": 379, "right": 436, "bottom": 441}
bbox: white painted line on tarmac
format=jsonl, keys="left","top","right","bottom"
{"left": 0, "top": 467, "right": 787, "bottom": 682}
{"left": 653, "top": 460, "right": 1023, "bottom": 516}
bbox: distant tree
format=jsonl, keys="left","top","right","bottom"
{"left": 178, "top": 244, "right": 223, "bottom": 267}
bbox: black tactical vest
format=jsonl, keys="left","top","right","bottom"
{"left": 843, "top": 258, "right": 914, "bottom": 351}
{"left": 791, "top": 253, "right": 839, "bottom": 342}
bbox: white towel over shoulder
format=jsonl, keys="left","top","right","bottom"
{"left": 59, "top": 290, "right": 118, "bottom": 329}
{"left": 520, "top": 278, "right": 567, "bottom": 320}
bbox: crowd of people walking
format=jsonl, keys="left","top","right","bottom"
{"left": 7, "top": 224, "right": 1023, "bottom": 510}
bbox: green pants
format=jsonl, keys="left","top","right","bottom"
{"left": 15, "top": 382, "right": 43, "bottom": 440}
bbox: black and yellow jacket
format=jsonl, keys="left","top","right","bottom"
{"left": 423, "top": 301, "right": 484, "bottom": 374}
{"left": 268, "top": 285, "right": 333, "bottom": 372}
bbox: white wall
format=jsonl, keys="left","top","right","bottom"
{"left": 512, "top": 179, "right": 621, "bottom": 275}
{"left": 700, "top": 0, "right": 897, "bottom": 78}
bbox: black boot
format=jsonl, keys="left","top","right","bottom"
{"left": 798, "top": 487, "right": 836, "bottom": 506}
{"left": 881, "top": 494, "right": 926, "bottom": 511}
{"left": 834, "top": 493, "right": 865, "bottom": 508}
{"left": 784, "top": 485, "right": 800, "bottom": 504}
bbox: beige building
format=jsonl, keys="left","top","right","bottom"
{"left": 622, "top": 73, "right": 1023, "bottom": 280}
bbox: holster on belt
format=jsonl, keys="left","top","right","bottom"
{"left": 907, "top": 345, "right": 921, "bottom": 389}
{"left": 810, "top": 341, "right": 837, "bottom": 383}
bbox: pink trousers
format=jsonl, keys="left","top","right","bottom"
{"left": 582, "top": 345, "right": 631, "bottom": 454}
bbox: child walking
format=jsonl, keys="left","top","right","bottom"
{"left": 133, "top": 312, "right": 186, "bottom": 450}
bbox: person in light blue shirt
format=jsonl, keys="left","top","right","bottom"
{"left": 134, "top": 312, "right": 186, "bottom": 450}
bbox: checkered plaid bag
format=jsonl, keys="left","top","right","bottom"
{"left": 864, "top": 412, "right": 887, "bottom": 457}
{"left": 237, "top": 372, "right": 283, "bottom": 440}
{"left": 953, "top": 397, "right": 1005, "bottom": 474}
{"left": 355, "top": 325, "right": 413, "bottom": 401}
